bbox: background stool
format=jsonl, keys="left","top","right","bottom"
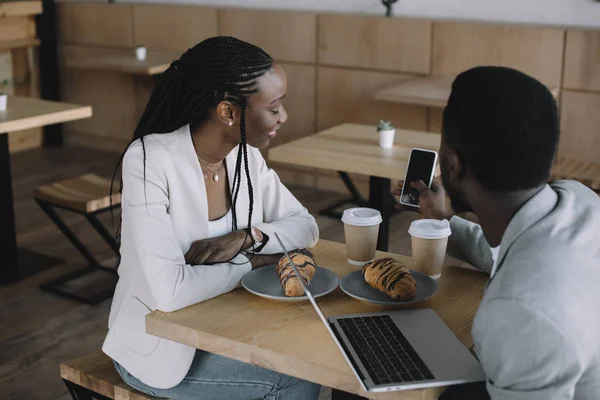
{"left": 34, "top": 173, "right": 121, "bottom": 304}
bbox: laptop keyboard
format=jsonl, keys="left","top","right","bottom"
{"left": 337, "top": 315, "right": 435, "bottom": 385}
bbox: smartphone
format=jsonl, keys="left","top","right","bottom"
{"left": 400, "top": 148, "right": 438, "bottom": 208}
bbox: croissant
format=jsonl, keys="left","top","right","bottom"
{"left": 362, "top": 258, "right": 417, "bottom": 301}
{"left": 276, "top": 249, "right": 317, "bottom": 297}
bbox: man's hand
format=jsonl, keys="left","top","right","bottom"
{"left": 185, "top": 230, "right": 252, "bottom": 265}
{"left": 393, "top": 177, "right": 453, "bottom": 220}
{"left": 247, "top": 253, "right": 284, "bottom": 270}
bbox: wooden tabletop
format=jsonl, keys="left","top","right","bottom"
{"left": 146, "top": 240, "right": 488, "bottom": 399}
{"left": 0, "top": 96, "right": 92, "bottom": 133}
{"left": 268, "top": 123, "right": 441, "bottom": 180}
{"left": 65, "top": 51, "right": 179, "bottom": 76}
{"left": 0, "top": 1, "right": 42, "bottom": 17}
{"left": 374, "top": 76, "right": 560, "bottom": 108}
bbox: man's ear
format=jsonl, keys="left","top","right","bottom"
{"left": 447, "top": 148, "right": 467, "bottom": 182}
{"left": 216, "top": 101, "right": 240, "bottom": 126}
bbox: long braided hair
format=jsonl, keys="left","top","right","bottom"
{"left": 111, "top": 36, "right": 274, "bottom": 267}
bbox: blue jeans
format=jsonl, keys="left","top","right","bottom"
{"left": 113, "top": 350, "right": 321, "bottom": 400}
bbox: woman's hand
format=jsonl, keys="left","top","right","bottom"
{"left": 393, "top": 177, "right": 453, "bottom": 220}
{"left": 185, "top": 230, "right": 253, "bottom": 265}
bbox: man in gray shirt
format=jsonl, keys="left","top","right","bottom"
{"left": 396, "top": 66, "right": 600, "bottom": 399}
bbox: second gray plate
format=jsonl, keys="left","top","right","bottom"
{"left": 340, "top": 270, "right": 438, "bottom": 305}
{"left": 241, "top": 265, "right": 339, "bottom": 302}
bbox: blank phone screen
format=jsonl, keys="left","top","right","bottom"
{"left": 401, "top": 150, "right": 436, "bottom": 207}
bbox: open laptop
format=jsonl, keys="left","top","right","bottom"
{"left": 274, "top": 234, "right": 485, "bottom": 394}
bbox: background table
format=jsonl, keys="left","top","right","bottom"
{"left": 269, "top": 123, "right": 441, "bottom": 251}
{"left": 146, "top": 239, "right": 488, "bottom": 400}
{"left": 0, "top": 96, "right": 92, "bottom": 283}
{"left": 65, "top": 50, "right": 179, "bottom": 76}
{"left": 374, "top": 76, "right": 560, "bottom": 108}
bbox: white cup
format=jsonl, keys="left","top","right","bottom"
{"left": 378, "top": 128, "right": 395, "bottom": 148}
{"left": 135, "top": 46, "right": 147, "bottom": 61}
{"left": 0, "top": 94, "right": 7, "bottom": 111}
{"left": 341, "top": 208, "right": 383, "bottom": 267}
{"left": 409, "top": 219, "right": 452, "bottom": 279}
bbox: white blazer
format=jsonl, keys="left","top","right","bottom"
{"left": 102, "top": 125, "right": 319, "bottom": 389}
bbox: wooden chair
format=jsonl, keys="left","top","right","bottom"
{"left": 61, "top": 351, "right": 166, "bottom": 400}
{"left": 34, "top": 173, "right": 121, "bottom": 304}
{"left": 550, "top": 158, "right": 600, "bottom": 193}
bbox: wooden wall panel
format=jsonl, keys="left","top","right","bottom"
{"left": 133, "top": 5, "right": 218, "bottom": 53}
{"left": 428, "top": 108, "right": 443, "bottom": 133}
{"left": 318, "top": 14, "right": 431, "bottom": 74}
{"left": 432, "top": 22, "right": 564, "bottom": 87}
{"left": 134, "top": 75, "right": 153, "bottom": 124}
{"left": 564, "top": 30, "right": 600, "bottom": 92}
{"left": 317, "top": 67, "right": 428, "bottom": 132}
{"left": 219, "top": 9, "right": 316, "bottom": 63}
{"left": 559, "top": 90, "right": 600, "bottom": 163}
{"left": 60, "top": 67, "right": 137, "bottom": 142}
{"left": 57, "top": 3, "right": 133, "bottom": 47}
{"left": 269, "top": 63, "right": 316, "bottom": 148}
{"left": 0, "top": 16, "right": 36, "bottom": 41}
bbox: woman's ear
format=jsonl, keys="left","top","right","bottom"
{"left": 216, "top": 101, "right": 239, "bottom": 127}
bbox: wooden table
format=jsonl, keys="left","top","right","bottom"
{"left": 0, "top": 96, "right": 92, "bottom": 283}
{"left": 269, "top": 123, "right": 441, "bottom": 251}
{"left": 65, "top": 50, "right": 179, "bottom": 76}
{"left": 374, "top": 76, "right": 560, "bottom": 108}
{"left": 146, "top": 240, "right": 488, "bottom": 399}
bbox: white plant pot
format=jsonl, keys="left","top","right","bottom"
{"left": 378, "top": 128, "right": 395, "bottom": 148}
{"left": 0, "top": 94, "right": 7, "bottom": 111}
{"left": 135, "top": 46, "right": 147, "bottom": 61}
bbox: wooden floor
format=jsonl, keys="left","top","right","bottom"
{"left": 0, "top": 146, "right": 419, "bottom": 400}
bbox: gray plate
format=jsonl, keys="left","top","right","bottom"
{"left": 340, "top": 270, "right": 438, "bottom": 305}
{"left": 241, "top": 265, "right": 339, "bottom": 302}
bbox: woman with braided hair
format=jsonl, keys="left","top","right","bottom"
{"left": 102, "top": 37, "right": 320, "bottom": 399}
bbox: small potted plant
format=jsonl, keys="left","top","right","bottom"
{"left": 0, "top": 79, "right": 8, "bottom": 111}
{"left": 377, "top": 120, "right": 395, "bottom": 148}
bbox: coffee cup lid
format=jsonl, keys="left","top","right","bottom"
{"left": 408, "top": 219, "right": 452, "bottom": 239}
{"left": 341, "top": 208, "right": 382, "bottom": 227}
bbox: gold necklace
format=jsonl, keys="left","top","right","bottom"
{"left": 197, "top": 155, "right": 223, "bottom": 182}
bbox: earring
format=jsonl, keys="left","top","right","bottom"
{"left": 228, "top": 121, "right": 233, "bottom": 126}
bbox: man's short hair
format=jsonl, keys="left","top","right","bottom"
{"left": 442, "top": 66, "right": 559, "bottom": 192}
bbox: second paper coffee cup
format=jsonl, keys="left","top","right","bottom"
{"left": 409, "top": 219, "right": 452, "bottom": 279}
{"left": 341, "top": 208, "right": 382, "bottom": 267}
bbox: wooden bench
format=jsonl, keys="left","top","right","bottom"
{"left": 61, "top": 351, "right": 165, "bottom": 400}
{"left": 34, "top": 174, "right": 121, "bottom": 304}
{"left": 550, "top": 158, "right": 600, "bottom": 193}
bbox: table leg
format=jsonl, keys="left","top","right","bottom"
{"left": 36, "top": 0, "right": 63, "bottom": 147}
{"left": 331, "top": 389, "right": 369, "bottom": 400}
{"left": 0, "top": 134, "right": 18, "bottom": 283}
{"left": 369, "top": 177, "right": 392, "bottom": 252}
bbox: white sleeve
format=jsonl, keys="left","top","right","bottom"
{"left": 473, "top": 298, "right": 584, "bottom": 400}
{"left": 121, "top": 144, "right": 252, "bottom": 312}
{"left": 447, "top": 216, "right": 494, "bottom": 274}
{"left": 251, "top": 149, "right": 319, "bottom": 254}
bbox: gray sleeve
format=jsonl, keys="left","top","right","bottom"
{"left": 472, "top": 298, "right": 584, "bottom": 400}
{"left": 447, "top": 216, "right": 493, "bottom": 274}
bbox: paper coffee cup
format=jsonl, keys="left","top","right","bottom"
{"left": 409, "top": 219, "right": 452, "bottom": 279}
{"left": 341, "top": 208, "right": 382, "bottom": 267}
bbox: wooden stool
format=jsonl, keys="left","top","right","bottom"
{"left": 34, "top": 174, "right": 121, "bottom": 304}
{"left": 61, "top": 351, "right": 166, "bottom": 400}
{"left": 550, "top": 158, "right": 600, "bottom": 193}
